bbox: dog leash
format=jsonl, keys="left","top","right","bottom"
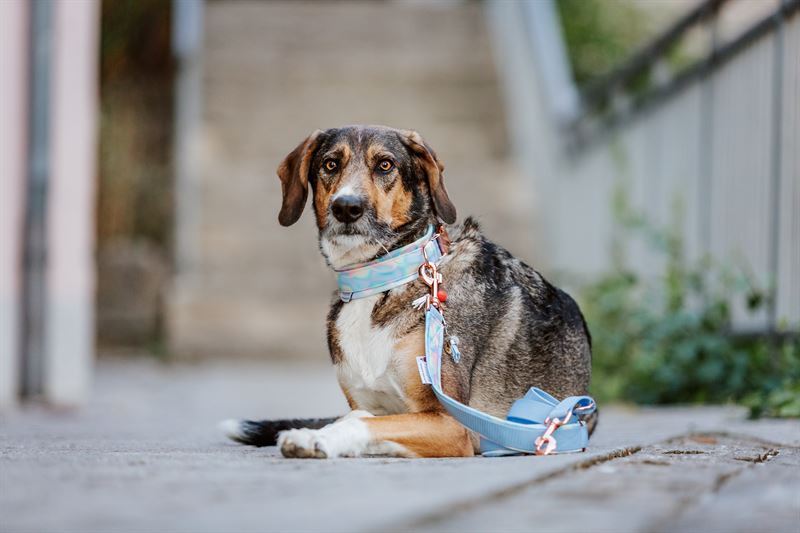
{"left": 335, "top": 225, "right": 596, "bottom": 456}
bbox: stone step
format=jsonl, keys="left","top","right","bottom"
{"left": 168, "top": 282, "right": 331, "bottom": 359}
{"left": 202, "top": 111, "right": 508, "bottom": 163}
{"left": 170, "top": 0, "right": 528, "bottom": 357}
{"left": 204, "top": 2, "right": 496, "bottom": 80}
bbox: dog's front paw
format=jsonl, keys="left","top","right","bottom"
{"left": 277, "top": 417, "right": 371, "bottom": 459}
{"left": 278, "top": 428, "right": 329, "bottom": 459}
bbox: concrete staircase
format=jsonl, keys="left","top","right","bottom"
{"left": 169, "top": 0, "right": 536, "bottom": 359}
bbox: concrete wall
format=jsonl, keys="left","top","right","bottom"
{"left": 45, "top": 0, "right": 100, "bottom": 404}
{"left": 0, "top": 0, "right": 29, "bottom": 408}
{"left": 0, "top": 0, "right": 99, "bottom": 407}
{"left": 489, "top": 2, "right": 800, "bottom": 330}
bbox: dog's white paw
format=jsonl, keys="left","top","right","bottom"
{"left": 278, "top": 417, "right": 371, "bottom": 459}
{"left": 278, "top": 428, "right": 330, "bottom": 458}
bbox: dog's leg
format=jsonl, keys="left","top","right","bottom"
{"left": 278, "top": 410, "right": 374, "bottom": 458}
{"left": 278, "top": 411, "right": 473, "bottom": 459}
{"left": 364, "top": 412, "right": 474, "bottom": 458}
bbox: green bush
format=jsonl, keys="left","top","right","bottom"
{"left": 581, "top": 183, "right": 800, "bottom": 417}
{"left": 557, "top": 0, "right": 651, "bottom": 86}
{"left": 557, "top": 0, "right": 699, "bottom": 97}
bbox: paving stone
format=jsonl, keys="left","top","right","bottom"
{"left": 1, "top": 358, "right": 798, "bottom": 533}
{"left": 665, "top": 448, "right": 800, "bottom": 533}
{"left": 417, "top": 435, "right": 799, "bottom": 533}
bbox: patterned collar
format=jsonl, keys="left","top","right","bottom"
{"left": 335, "top": 225, "right": 444, "bottom": 302}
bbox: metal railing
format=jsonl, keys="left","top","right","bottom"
{"left": 572, "top": 0, "right": 799, "bottom": 336}
{"left": 571, "top": 0, "right": 799, "bottom": 145}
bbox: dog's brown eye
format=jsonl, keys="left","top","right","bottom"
{"left": 324, "top": 160, "right": 338, "bottom": 172}
{"left": 377, "top": 160, "right": 393, "bottom": 172}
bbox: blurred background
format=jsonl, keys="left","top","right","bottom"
{"left": 1, "top": 0, "right": 798, "bottom": 417}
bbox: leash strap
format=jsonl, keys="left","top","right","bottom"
{"left": 336, "top": 225, "right": 443, "bottom": 302}
{"left": 424, "top": 305, "right": 596, "bottom": 456}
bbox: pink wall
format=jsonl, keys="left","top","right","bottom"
{"left": 45, "top": 0, "right": 100, "bottom": 405}
{"left": 0, "top": 0, "right": 99, "bottom": 408}
{"left": 0, "top": 0, "right": 28, "bottom": 409}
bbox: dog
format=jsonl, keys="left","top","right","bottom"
{"left": 221, "top": 125, "right": 595, "bottom": 458}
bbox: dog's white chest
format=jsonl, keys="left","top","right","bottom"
{"left": 334, "top": 295, "right": 408, "bottom": 415}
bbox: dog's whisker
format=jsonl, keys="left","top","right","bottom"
{"left": 372, "top": 237, "right": 391, "bottom": 256}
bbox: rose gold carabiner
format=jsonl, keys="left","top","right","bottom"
{"left": 419, "top": 263, "right": 437, "bottom": 286}
{"left": 419, "top": 262, "right": 441, "bottom": 310}
{"left": 534, "top": 409, "right": 573, "bottom": 456}
{"left": 535, "top": 434, "right": 557, "bottom": 456}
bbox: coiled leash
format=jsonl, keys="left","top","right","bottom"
{"left": 336, "top": 225, "right": 596, "bottom": 456}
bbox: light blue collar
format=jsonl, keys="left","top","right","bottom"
{"left": 336, "top": 225, "right": 444, "bottom": 302}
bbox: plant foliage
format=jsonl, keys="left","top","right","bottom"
{"left": 557, "top": 0, "right": 651, "bottom": 86}
{"left": 581, "top": 182, "right": 799, "bottom": 418}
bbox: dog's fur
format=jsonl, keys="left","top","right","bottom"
{"left": 222, "top": 125, "right": 594, "bottom": 458}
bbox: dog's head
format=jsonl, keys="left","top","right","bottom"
{"left": 276, "top": 125, "right": 456, "bottom": 268}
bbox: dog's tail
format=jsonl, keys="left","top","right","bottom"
{"left": 219, "top": 417, "right": 339, "bottom": 447}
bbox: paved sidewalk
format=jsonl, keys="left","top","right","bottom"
{"left": 2, "top": 358, "right": 798, "bottom": 532}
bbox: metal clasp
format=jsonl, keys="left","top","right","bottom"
{"left": 419, "top": 262, "right": 442, "bottom": 310}
{"left": 534, "top": 409, "right": 573, "bottom": 456}
{"left": 419, "top": 225, "right": 450, "bottom": 311}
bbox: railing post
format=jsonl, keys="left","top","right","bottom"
{"left": 519, "top": 0, "right": 581, "bottom": 126}
{"left": 698, "top": 1, "right": 719, "bottom": 262}
{"left": 767, "top": 0, "right": 787, "bottom": 338}
{"left": 21, "top": 0, "right": 52, "bottom": 399}
{"left": 172, "top": 0, "right": 205, "bottom": 276}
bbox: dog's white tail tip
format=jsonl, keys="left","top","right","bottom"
{"left": 218, "top": 418, "right": 244, "bottom": 439}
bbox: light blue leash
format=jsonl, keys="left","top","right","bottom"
{"left": 335, "top": 225, "right": 596, "bottom": 456}
{"left": 424, "top": 305, "right": 595, "bottom": 456}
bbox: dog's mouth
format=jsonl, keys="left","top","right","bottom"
{"left": 329, "top": 233, "right": 371, "bottom": 247}
{"left": 324, "top": 210, "right": 392, "bottom": 244}
{"left": 335, "top": 225, "right": 368, "bottom": 237}
{"left": 320, "top": 216, "right": 398, "bottom": 269}
{"left": 324, "top": 220, "right": 374, "bottom": 244}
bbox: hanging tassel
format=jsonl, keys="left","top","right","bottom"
{"left": 449, "top": 335, "right": 461, "bottom": 363}
{"left": 411, "top": 294, "right": 429, "bottom": 310}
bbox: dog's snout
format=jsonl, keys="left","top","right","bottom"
{"left": 331, "top": 195, "right": 365, "bottom": 224}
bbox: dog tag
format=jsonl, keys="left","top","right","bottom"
{"left": 416, "top": 356, "right": 432, "bottom": 384}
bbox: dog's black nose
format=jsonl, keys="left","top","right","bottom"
{"left": 331, "top": 195, "right": 364, "bottom": 223}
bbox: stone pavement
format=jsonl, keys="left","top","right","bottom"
{"left": 2, "top": 357, "right": 798, "bottom": 533}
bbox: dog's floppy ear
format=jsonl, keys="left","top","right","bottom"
{"left": 400, "top": 130, "right": 457, "bottom": 223}
{"left": 277, "top": 130, "right": 323, "bottom": 226}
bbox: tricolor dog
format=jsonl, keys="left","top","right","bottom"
{"left": 221, "top": 125, "right": 595, "bottom": 458}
